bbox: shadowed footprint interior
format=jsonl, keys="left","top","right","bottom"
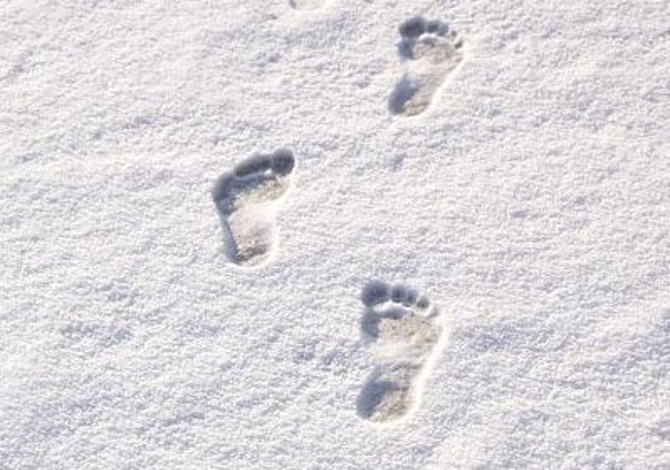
{"left": 289, "top": 0, "right": 324, "bottom": 10}
{"left": 212, "top": 149, "right": 295, "bottom": 267}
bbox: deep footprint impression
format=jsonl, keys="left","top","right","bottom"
{"left": 358, "top": 281, "right": 445, "bottom": 424}
{"left": 389, "top": 16, "right": 464, "bottom": 116}
{"left": 212, "top": 149, "right": 295, "bottom": 267}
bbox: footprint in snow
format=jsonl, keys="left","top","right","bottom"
{"left": 357, "top": 281, "right": 446, "bottom": 424}
{"left": 389, "top": 16, "right": 464, "bottom": 117}
{"left": 212, "top": 149, "right": 295, "bottom": 267}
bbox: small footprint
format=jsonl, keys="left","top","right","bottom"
{"left": 289, "top": 0, "right": 324, "bottom": 10}
{"left": 212, "top": 149, "right": 295, "bottom": 267}
{"left": 357, "top": 281, "right": 445, "bottom": 424}
{"left": 389, "top": 16, "right": 464, "bottom": 116}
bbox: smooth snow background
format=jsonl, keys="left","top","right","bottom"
{"left": 1, "top": 0, "right": 669, "bottom": 468}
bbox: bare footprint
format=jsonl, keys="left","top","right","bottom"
{"left": 212, "top": 149, "right": 295, "bottom": 267}
{"left": 389, "top": 16, "right": 464, "bottom": 116}
{"left": 357, "top": 281, "right": 445, "bottom": 424}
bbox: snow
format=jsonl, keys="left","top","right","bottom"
{"left": 1, "top": 0, "right": 669, "bottom": 468}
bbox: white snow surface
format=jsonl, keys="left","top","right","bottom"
{"left": 1, "top": 0, "right": 669, "bottom": 468}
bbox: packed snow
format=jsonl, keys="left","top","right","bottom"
{"left": 1, "top": 0, "right": 669, "bottom": 468}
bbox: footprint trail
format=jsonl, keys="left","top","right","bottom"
{"left": 389, "top": 16, "right": 464, "bottom": 116}
{"left": 212, "top": 149, "right": 295, "bottom": 267}
{"left": 357, "top": 281, "right": 446, "bottom": 424}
